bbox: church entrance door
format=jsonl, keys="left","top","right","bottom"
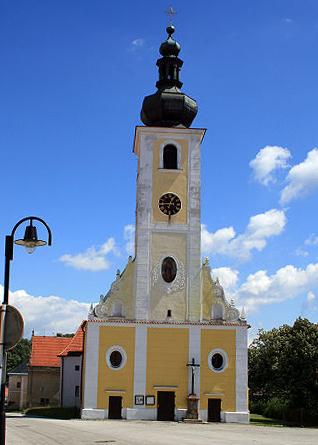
{"left": 157, "top": 391, "right": 175, "bottom": 421}
{"left": 208, "top": 398, "right": 221, "bottom": 422}
{"left": 108, "top": 396, "right": 122, "bottom": 419}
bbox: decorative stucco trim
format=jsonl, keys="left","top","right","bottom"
{"left": 152, "top": 255, "right": 185, "bottom": 295}
{"left": 87, "top": 319, "right": 248, "bottom": 328}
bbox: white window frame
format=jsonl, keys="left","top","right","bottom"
{"left": 106, "top": 345, "right": 127, "bottom": 371}
{"left": 208, "top": 348, "right": 228, "bottom": 373}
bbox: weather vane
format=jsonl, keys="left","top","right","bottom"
{"left": 165, "top": 5, "right": 177, "bottom": 25}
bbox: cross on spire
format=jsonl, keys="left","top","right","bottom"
{"left": 165, "top": 5, "right": 177, "bottom": 25}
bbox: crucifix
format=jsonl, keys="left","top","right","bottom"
{"left": 186, "top": 357, "right": 200, "bottom": 395}
{"left": 165, "top": 5, "right": 177, "bottom": 25}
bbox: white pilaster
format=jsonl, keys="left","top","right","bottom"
{"left": 134, "top": 133, "right": 154, "bottom": 320}
{"left": 236, "top": 327, "right": 248, "bottom": 412}
{"left": 82, "top": 323, "right": 99, "bottom": 409}
{"left": 133, "top": 325, "right": 147, "bottom": 400}
{"left": 188, "top": 326, "right": 201, "bottom": 396}
{"left": 187, "top": 134, "right": 202, "bottom": 321}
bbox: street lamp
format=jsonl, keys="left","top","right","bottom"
{"left": 0, "top": 216, "right": 52, "bottom": 445}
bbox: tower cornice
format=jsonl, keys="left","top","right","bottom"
{"left": 133, "top": 126, "right": 206, "bottom": 156}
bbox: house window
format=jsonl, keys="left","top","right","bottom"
{"left": 17, "top": 382, "right": 21, "bottom": 389}
{"left": 75, "top": 386, "right": 80, "bottom": 397}
{"left": 161, "top": 257, "right": 177, "bottom": 283}
{"left": 163, "top": 144, "right": 178, "bottom": 169}
{"left": 40, "top": 398, "right": 50, "bottom": 406}
{"left": 75, "top": 365, "right": 80, "bottom": 371}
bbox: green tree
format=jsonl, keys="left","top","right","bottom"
{"left": 249, "top": 318, "right": 318, "bottom": 423}
{"left": 6, "top": 338, "right": 31, "bottom": 372}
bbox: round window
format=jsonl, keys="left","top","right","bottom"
{"left": 109, "top": 350, "right": 122, "bottom": 368}
{"left": 106, "top": 346, "right": 127, "bottom": 371}
{"left": 161, "top": 257, "right": 177, "bottom": 283}
{"left": 211, "top": 353, "right": 223, "bottom": 370}
{"left": 208, "top": 349, "right": 228, "bottom": 373}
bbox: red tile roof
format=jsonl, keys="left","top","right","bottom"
{"left": 58, "top": 321, "right": 86, "bottom": 357}
{"left": 30, "top": 336, "right": 71, "bottom": 368}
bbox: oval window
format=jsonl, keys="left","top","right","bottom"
{"left": 161, "top": 257, "right": 177, "bottom": 283}
{"left": 211, "top": 353, "right": 224, "bottom": 370}
{"left": 109, "top": 350, "right": 123, "bottom": 368}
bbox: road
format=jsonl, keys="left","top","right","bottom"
{"left": 6, "top": 413, "right": 318, "bottom": 445}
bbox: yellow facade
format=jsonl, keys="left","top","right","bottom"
{"left": 97, "top": 326, "right": 135, "bottom": 409}
{"left": 200, "top": 329, "right": 236, "bottom": 412}
{"left": 146, "top": 327, "right": 189, "bottom": 409}
{"left": 152, "top": 138, "right": 188, "bottom": 224}
{"left": 93, "top": 323, "right": 238, "bottom": 413}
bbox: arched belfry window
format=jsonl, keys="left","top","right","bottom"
{"left": 163, "top": 144, "right": 178, "bottom": 169}
{"left": 161, "top": 257, "right": 177, "bottom": 283}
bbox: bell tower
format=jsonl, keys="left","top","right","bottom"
{"left": 134, "top": 26, "right": 205, "bottom": 322}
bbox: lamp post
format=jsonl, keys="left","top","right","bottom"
{"left": 0, "top": 216, "right": 52, "bottom": 445}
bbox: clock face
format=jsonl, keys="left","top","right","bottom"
{"left": 158, "top": 193, "right": 181, "bottom": 216}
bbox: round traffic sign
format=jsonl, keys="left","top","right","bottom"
{"left": 1, "top": 305, "right": 24, "bottom": 351}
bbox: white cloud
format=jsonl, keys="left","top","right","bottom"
{"left": 307, "top": 291, "right": 316, "bottom": 303}
{"left": 59, "top": 238, "right": 117, "bottom": 271}
{"left": 280, "top": 148, "right": 318, "bottom": 204}
{"left": 305, "top": 234, "right": 318, "bottom": 246}
{"left": 249, "top": 145, "right": 291, "bottom": 186}
{"left": 201, "top": 209, "right": 286, "bottom": 261}
{"left": 211, "top": 267, "right": 239, "bottom": 292}
{"left": 295, "top": 247, "right": 309, "bottom": 257}
{"left": 201, "top": 226, "right": 235, "bottom": 255}
{"left": 124, "top": 224, "right": 135, "bottom": 256}
{"left": 302, "top": 291, "right": 318, "bottom": 315}
{"left": 235, "top": 263, "right": 318, "bottom": 312}
{"left": 0, "top": 285, "right": 89, "bottom": 337}
{"left": 129, "top": 38, "right": 145, "bottom": 52}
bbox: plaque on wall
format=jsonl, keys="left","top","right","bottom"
{"left": 146, "top": 395, "right": 155, "bottom": 406}
{"left": 135, "top": 395, "right": 144, "bottom": 405}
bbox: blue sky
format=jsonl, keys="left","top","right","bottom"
{"left": 0, "top": 0, "right": 317, "bottom": 338}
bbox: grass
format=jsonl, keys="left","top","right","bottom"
{"left": 24, "top": 406, "right": 80, "bottom": 420}
{"left": 250, "top": 413, "right": 291, "bottom": 427}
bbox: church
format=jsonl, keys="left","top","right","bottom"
{"left": 81, "top": 24, "right": 249, "bottom": 423}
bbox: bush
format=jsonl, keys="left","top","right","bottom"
{"left": 24, "top": 406, "right": 80, "bottom": 419}
{"left": 263, "top": 398, "right": 290, "bottom": 421}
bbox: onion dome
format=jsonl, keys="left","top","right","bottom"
{"left": 159, "top": 25, "right": 181, "bottom": 56}
{"left": 140, "top": 25, "right": 198, "bottom": 128}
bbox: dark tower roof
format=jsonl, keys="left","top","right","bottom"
{"left": 140, "top": 25, "right": 198, "bottom": 128}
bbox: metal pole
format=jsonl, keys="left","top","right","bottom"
{"left": 0, "top": 236, "right": 13, "bottom": 445}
